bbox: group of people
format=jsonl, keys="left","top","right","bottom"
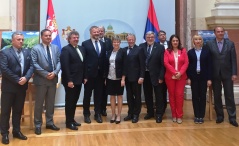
{"left": 0, "top": 26, "right": 238, "bottom": 145}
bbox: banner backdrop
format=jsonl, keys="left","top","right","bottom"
{"left": 40, "top": 0, "right": 175, "bottom": 106}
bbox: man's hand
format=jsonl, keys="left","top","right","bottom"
{"left": 18, "top": 77, "right": 27, "bottom": 85}
{"left": 232, "top": 75, "right": 237, "bottom": 81}
{"left": 84, "top": 79, "right": 88, "bottom": 84}
{"left": 138, "top": 78, "right": 144, "bottom": 84}
{"left": 68, "top": 81, "right": 74, "bottom": 88}
{"left": 46, "top": 72, "right": 55, "bottom": 80}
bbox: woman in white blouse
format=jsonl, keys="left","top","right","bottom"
{"left": 106, "top": 36, "right": 125, "bottom": 124}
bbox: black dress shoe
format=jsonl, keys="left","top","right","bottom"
{"left": 156, "top": 116, "right": 162, "bottom": 123}
{"left": 73, "top": 121, "right": 81, "bottom": 126}
{"left": 115, "top": 116, "right": 121, "bottom": 124}
{"left": 46, "top": 124, "right": 60, "bottom": 131}
{"left": 94, "top": 114, "right": 103, "bottom": 123}
{"left": 84, "top": 116, "right": 91, "bottom": 124}
{"left": 101, "top": 110, "right": 107, "bottom": 116}
{"left": 216, "top": 117, "right": 224, "bottom": 123}
{"left": 132, "top": 115, "right": 139, "bottom": 123}
{"left": 2, "top": 135, "right": 9, "bottom": 144}
{"left": 229, "top": 120, "right": 238, "bottom": 127}
{"left": 110, "top": 115, "right": 116, "bottom": 123}
{"left": 12, "top": 131, "right": 27, "bottom": 140}
{"left": 144, "top": 114, "right": 154, "bottom": 120}
{"left": 66, "top": 123, "right": 78, "bottom": 130}
{"left": 123, "top": 115, "right": 132, "bottom": 121}
{"left": 35, "top": 127, "right": 41, "bottom": 135}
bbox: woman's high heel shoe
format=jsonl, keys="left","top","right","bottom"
{"left": 110, "top": 115, "right": 116, "bottom": 123}
{"left": 115, "top": 116, "right": 121, "bottom": 124}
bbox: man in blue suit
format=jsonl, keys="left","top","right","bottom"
{"left": 31, "top": 29, "right": 61, "bottom": 135}
{"left": 0, "top": 32, "right": 33, "bottom": 144}
{"left": 82, "top": 26, "right": 107, "bottom": 124}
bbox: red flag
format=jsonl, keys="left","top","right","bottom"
{"left": 143, "top": 0, "right": 160, "bottom": 42}
{"left": 46, "top": 0, "right": 61, "bottom": 50}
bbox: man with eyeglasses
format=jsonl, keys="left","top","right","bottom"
{"left": 0, "top": 32, "right": 33, "bottom": 144}
{"left": 140, "top": 31, "right": 165, "bottom": 123}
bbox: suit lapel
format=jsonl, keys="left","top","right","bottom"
{"left": 40, "top": 43, "right": 49, "bottom": 61}
{"left": 22, "top": 49, "right": 28, "bottom": 72}
{"left": 149, "top": 43, "right": 157, "bottom": 60}
{"left": 10, "top": 48, "right": 21, "bottom": 65}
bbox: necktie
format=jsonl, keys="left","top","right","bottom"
{"left": 46, "top": 45, "right": 53, "bottom": 72}
{"left": 218, "top": 42, "right": 223, "bottom": 52}
{"left": 146, "top": 45, "right": 151, "bottom": 69}
{"left": 95, "top": 41, "right": 100, "bottom": 56}
{"left": 128, "top": 47, "right": 132, "bottom": 55}
{"left": 17, "top": 49, "right": 23, "bottom": 75}
{"left": 75, "top": 46, "right": 83, "bottom": 61}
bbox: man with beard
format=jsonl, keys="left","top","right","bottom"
{"left": 82, "top": 26, "right": 107, "bottom": 123}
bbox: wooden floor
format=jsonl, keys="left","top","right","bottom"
{"left": 3, "top": 100, "right": 239, "bottom": 146}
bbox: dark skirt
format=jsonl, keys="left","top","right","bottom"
{"left": 106, "top": 78, "right": 124, "bottom": 96}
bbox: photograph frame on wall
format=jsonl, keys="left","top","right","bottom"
{"left": 1, "top": 31, "right": 39, "bottom": 50}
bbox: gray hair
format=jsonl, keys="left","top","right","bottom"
{"left": 89, "top": 26, "right": 98, "bottom": 32}
{"left": 126, "top": 33, "right": 136, "bottom": 40}
{"left": 67, "top": 30, "right": 79, "bottom": 43}
{"left": 98, "top": 26, "right": 105, "bottom": 32}
{"left": 145, "top": 31, "right": 155, "bottom": 36}
{"left": 12, "top": 32, "right": 23, "bottom": 39}
{"left": 112, "top": 35, "right": 121, "bottom": 43}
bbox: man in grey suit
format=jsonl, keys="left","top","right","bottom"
{"left": 206, "top": 26, "right": 238, "bottom": 127}
{"left": 0, "top": 32, "right": 33, "bottom": 144}
{"left": 31, "top": 29, "right": 61, "bottom": 135}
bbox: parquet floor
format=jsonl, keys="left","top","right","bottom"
{"left": 2, "top": 100, "right": 239, "bottom": 146}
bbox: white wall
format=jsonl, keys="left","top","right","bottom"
{"left": 40, "top": 0, "right": 175, "bottom": 106}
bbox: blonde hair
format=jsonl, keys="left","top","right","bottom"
{"left": 192, "top": 35, "right": 204, "bottom": 47}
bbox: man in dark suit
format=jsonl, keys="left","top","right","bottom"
{"left": 82, "top": 26, "right": 107, "bottom": 123}
{"left": 206, "top": 26, "right": 238, "bottom": 127}
{"left": 60, "top": 30, "right": 85, "bottom": 130}
{"left": 0, "top": 32, "right": 33, "bottom": 144}
{"left": 139, "top": 31, "right": 165, "bottom": 123}
{"left": 123, "top": 33, "right": 145, "bottom": 123}
{"left": 158, "top": 30, "right": 169, "bottom": 114}
{"left": 31, "top": 29, "right": 61, "bottom": 135}
{"left": 98, "top": 26, "right": 113, "bottom": 116}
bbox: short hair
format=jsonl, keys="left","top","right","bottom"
{"left": 112, "top": 35, "right": 121, "bottom": 43}
{"left": 126, "top": 33, "right": 136, "bottom": 40}
{"left": 213, "top": 26, "right": 225, "bottom": 32}
{"left": 67, "top": 30, "right": 79, "bottom": 43}
{"left": 192, "top": 35, "right": 204, "bottom": 47}
{"left": 11, "top": 32, "right": 23, "bottom": 39}
{"left": 98, "top": 26, "right": 105, "bottom": 32}
{"left": 145, "top": 31, "right": 155, "bottom": 36}
{"left": 89, "top": 26, "right": 98, "bottom": 32}
{"left": 168, "top": 34, "right": 183, "bottom": 51}
{"left": 41, "top": 29, "right": 51, "bottom": 36}
{"left": 158, "top": 30, "right": 166, "bottom": 36}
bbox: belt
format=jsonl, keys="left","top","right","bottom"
{"left": 197, "top": 71, "right": 200, "bottom": 74}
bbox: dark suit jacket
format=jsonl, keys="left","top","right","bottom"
{"left": 0, "top": 47, "right": 33, "bottom": 92}
{"left": 187, "top": 45, "right": 212, "bottom": 81}
{"left": 206, "top": 39, "right": 237, "bottom": 79}
{"left": 82, "top": 39, "right": 107, "bottom": 78}
{"left": 139, "top": 42, "right": 165, "bottom": 86}
{"left": 106, "top": 48, "right": 124, "bottom": 79}
{"left": 60, "top": 44, "right": 85, "bottom": 85}
{"left": 123, "top": 45, "right": 145, "bottom": 82}
{"left": 102, "top": 37, "right": 113, "bottom": 52}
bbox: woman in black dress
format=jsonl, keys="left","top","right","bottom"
{"left": 106, "top": 36, "right": 125, "bottom": 124}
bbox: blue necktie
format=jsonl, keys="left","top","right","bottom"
{"left": 146, "top": 45, "right": 151, "bottom": 69}
{"left": 47, "top": 45, "right": 53, "bottom": 72}
{"left": 95, "top": 41, "right": 100, "bottom": 56}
